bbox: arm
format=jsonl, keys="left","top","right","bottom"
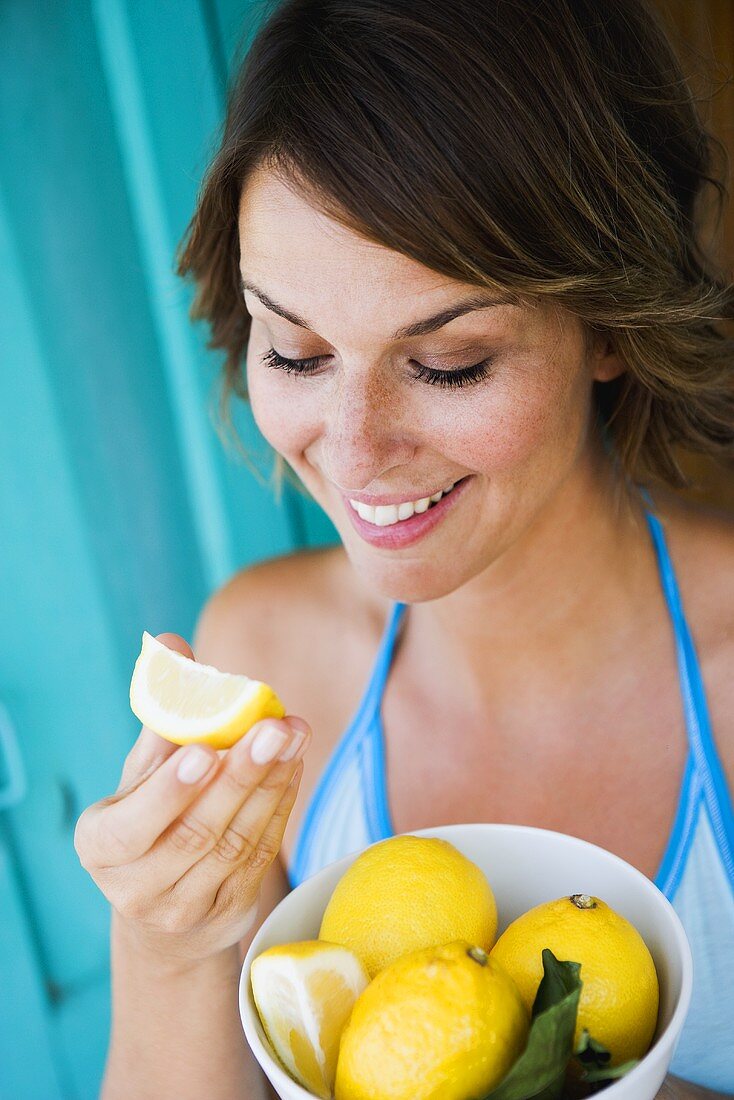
{"left": 88, "top": 570, "right": 306, "bottom": 1099}
{"left": 100, "top": 835, "right": 293, "bottom": 1100}
{"left": 102, "top": 914, "right": 267, "bottom": 1100}
{"left": 95, "top": 762, "right": 298, "bottom": 1098}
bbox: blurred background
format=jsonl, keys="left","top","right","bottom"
{"left": 0, "top": 2, "right": 731, "bottom": 1097}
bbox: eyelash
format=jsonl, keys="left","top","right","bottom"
{"left": 260, "top": 347, "right": 495, "bottom": 389}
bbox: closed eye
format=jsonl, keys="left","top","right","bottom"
{"left": 260, "top": 347, "right": 495, "bottom": 389}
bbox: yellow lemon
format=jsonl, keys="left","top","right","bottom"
{"left": 319, "top": 835, "right": 498, "bottom": 978}
{"left": 490, "top": 893, "right": 659, "bottom": 1065}
{"left": 335, "top": 940, "right": 529, "bottom": 1100}
{"left": 129, "top": 630, "right": 285, "bottom": 749}
{"left": 250, "top": 940, "right": 370, "bottom": 1100}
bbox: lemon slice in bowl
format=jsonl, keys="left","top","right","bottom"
{"left": 250, "top": 940, "right": 370, "bottom": 1100}
{"left": 129, "top": 631, "right": 285, "bottom": 749}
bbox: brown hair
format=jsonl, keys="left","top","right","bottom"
{"left": 176, "top": 0, "right": 734, "bottom": 498}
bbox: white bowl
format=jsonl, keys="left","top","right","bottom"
{"left": 240, "top": 824, "right": 693, "bottom": 1100}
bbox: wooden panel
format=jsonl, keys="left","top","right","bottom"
{"left": 0, "top": 839, "right": 65, "bottom": 1099}
{"left": 89, "top": 0, "right": 312, "bottom": 581}
{"left": 0, "top": 1, "right": 335, "bottom": 1096}
{"left": 652, "top": 1, "right": 734, "bottom": 510}
{"left": 654, "top": 0, "right": 734, "bottom": 265}
{"left": 0, "top": 162, "right": 133, "bottom": 1095}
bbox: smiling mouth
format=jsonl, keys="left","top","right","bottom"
{"left": 347, "top": 477, "right": 467, "bottom": 527}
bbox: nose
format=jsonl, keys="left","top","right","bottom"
{"left": 322, "top": 364, "right": 415, "bottom": 491}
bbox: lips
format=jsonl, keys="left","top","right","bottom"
{"left": 348, "top": 480, "right": 461, "bottom": 525}
{"left": 342, "top": 476, "right": 473, "bottom": 550}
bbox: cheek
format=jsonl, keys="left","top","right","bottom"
{"left": 457, "top": 361, "right": 591, "bottom": 476}
{"left": 245, "top": 334, "right": 591, "bottom": 480}
{"left": 245, "top": 350, "right": 317, "bottom": 457}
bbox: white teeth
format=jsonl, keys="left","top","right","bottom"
{"left": 373, "top": 505, "right": 395, "bottom": 527}
{"left": 349, "top": 480, "right": 460, "bottom": 527}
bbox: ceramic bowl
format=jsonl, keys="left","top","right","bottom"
{"left": 240, "top": 824, "right": 693, "bottom": 1100}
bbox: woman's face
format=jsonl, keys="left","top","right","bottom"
{"left": 238, "top": 169, "right": 620, "bottom": 602}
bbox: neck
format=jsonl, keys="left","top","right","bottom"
{"left": 404, "top": 447, "right": 656, "bottom": 708}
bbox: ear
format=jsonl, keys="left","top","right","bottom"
{"left": 588, "top": 331, "right": 626, "bottom": 383}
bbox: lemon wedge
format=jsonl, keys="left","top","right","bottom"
{"left": 250, "top": 940, "right": 370, "bottom": 1100}
{"left": 129, "top": 631, "right": 285, "bottom": 749}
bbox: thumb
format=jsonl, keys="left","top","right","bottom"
{"left": 115, "top": 632, "right": 196, "bottom": 795}
{"left": 153, "top": 632, "right": 195, "bottom": 661}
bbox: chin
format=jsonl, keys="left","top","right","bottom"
{"left": 345, "top": 545, "right": 476, "bottom": 604}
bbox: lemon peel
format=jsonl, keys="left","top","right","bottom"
{"left": 129, "top": 631, "right": 285, "bottom": 749}
{"left": 334, "top": 939, "right": 529, "bottom": 1100}
{"left": 319, "top": 834, "right": 498, "bottom": 977}
{"left": 250, "top": 940, "right": 370, "bottom": 1099}
{"left": 490, "top": 894, "right": 659, "bottom": 1066}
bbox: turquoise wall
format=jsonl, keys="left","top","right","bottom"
{"left": 0, "top": 2, "right": 337, "bottom": 1096}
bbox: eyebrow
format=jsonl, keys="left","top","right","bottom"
{"left": 240, "top": 276, "right": 514, "bottom": 341}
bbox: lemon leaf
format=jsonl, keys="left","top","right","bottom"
{"left": 573, "top": 1030, "right": 640, "bottom": 1088}
{"left": 480, "top": 949, "right": 581, "bottom": 1100}
{"left": 577, "top": 1060, "right": 640, "bottom": 1086}
{"left": 532, "top": 951, "right": 582, "bottom": 1018}
{"left": 574, "top": 1028, "right": 611, "bottom": 1066}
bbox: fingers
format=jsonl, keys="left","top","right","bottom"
{"left": 180, "top": 758, "right": 304, "bottom": 917}
{"left": 116, "top": 633, "right": 196, "bottom": 795}
{"left": 132, "top": 717, "right": 311, "bottom": 895}
{"left": 155, "top": 633, "right": 195, "bottom": 660}
{"left": 80, "top": 739, "right": 218, "bottom": 868}
{"left": 114, "top": 726, "right": 180, "bottom": 798}
{"left": 80, "top": 715, "right": 308, "bottom": 873}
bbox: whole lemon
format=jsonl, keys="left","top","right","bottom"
{"left": 335, "top": 940, "right": 529, "bottom": 1100}
{"left": 319, "top": 835, "right": 498, "bottom": 977}
{"left": 490, "top": 894, "right": 659, "bottom": 1065}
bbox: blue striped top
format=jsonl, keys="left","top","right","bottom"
{"left": 288, "top": 506, "right": 734, "bottom": 1092}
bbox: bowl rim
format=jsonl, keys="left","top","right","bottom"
{"left": 240, "top": 822, "right": 694, "bottom": 1100}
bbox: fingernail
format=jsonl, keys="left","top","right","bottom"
{"left": 286, "top": 717, "right": 312, "bottom": 737}
{"left": 251, "top": 723, "right": 289, "bottom": 765}
{"left": 177, "top": 746, "right": 214, "bottom": 784}
{"left": 279, "top": 729, "right": 307, "bottom": 762}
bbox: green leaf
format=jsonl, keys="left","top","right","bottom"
{"left": 579, "top": 1060, "right": 640, "bottom": 1085}
{"left": 572, "top": 1026, "right": 639, "bottom": 1089}
{"left": 574, "top": 1029, "right": 612, "bottom": 1068}
{"left": 480, "top": 950, "right": 582, "bottom": 1100}
{"left": 532, "top": 952, "right": 582, "bottom": 1018}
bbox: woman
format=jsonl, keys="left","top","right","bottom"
{"left": 74, "top": 0, "right": 734, "bottom": 1097}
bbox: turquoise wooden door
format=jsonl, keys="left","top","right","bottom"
{"left": 0, "top": 3, "right": 337, "bottom": 1096}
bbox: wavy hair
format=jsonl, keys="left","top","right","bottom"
{"left": 177, "top": 0, "right": 734, "bottom": 499}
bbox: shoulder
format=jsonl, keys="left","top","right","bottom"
{"left": 650, "top": 487, "right": 734, "bottom": 637}
{"left": 650, "top": 486, "right": 734, "bottom": 786}
{"left": 193, "top": 545, "right": 393, "bottom": 879}
{"left": 192, "top": 542, "right": 390, "bottom": 722}
{"left": 192, "top": 544, "right": 344, "bottom": 671}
